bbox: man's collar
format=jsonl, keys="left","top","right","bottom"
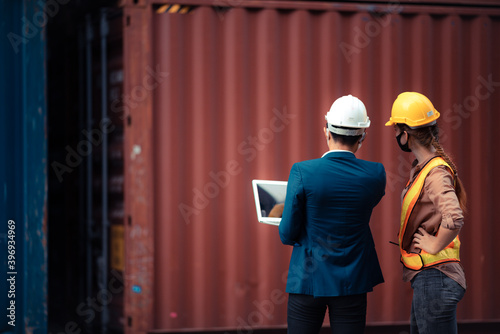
{"left": 321, "top": 150, "right": 355, "bottom": 158}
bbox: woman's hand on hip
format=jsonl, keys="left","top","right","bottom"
{"left": 413, "top": 226, "right": 460, "bottom": 255}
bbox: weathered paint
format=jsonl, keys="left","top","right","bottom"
{"left": 0, "top": 0, "right": 47, "bottom": 333}
{"left": 120, "top": 0, "right": 500, "bottom": 332}
{"left": 122, "top": 4, "right": 156, "bottom": 334}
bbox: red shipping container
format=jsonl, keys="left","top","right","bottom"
{"left": 121, "top": 1, "right": 500, "bottom": 332}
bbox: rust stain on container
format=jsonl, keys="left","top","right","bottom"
{"left": 121, "top": 1, "right": 500, "bottom": 332}
{"left": 123, "top": 4, "right": 156, "bottom": 334}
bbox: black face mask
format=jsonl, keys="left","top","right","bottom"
{"left": 396, "top": 132, "right": 411, "bottom": 152}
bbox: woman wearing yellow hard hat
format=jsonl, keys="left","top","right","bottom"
{"left": 386, "top": 92, "right": 467, "bottom": 334}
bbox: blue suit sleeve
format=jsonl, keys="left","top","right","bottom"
{"left": 279, "top": 163, "right": 305, "bottom": 245}
{"left": 374, "top": 164, "right": 386, "bottom": 206}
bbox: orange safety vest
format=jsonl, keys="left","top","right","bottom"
{"left": 399, "top": 156, "right": 461, "bottom": 270}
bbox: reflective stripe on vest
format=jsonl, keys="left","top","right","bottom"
{"left": 399, "top": 156, "right": 461, "bottom": 270}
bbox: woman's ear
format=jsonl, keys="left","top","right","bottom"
{"left": 402, "top": 131, "right": 409, "bottom": 145}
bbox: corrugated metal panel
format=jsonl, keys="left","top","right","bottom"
{"left": 147, "top": 0, "right": 500, "bottom": 15}
{"left": 123, "top": 5, "right": 156, "bottom": 334}
{"left": 0, "top": 0, "right": 47, "bottom": 333}
{"left": 122, "top": 1, "right": 500, "bottom": 332}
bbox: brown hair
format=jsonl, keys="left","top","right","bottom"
{"left": 397, "top": 123, "right": 467, "bottom": 214}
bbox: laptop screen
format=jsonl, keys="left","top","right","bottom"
{"left": 252, "top": 180, "right": 287, "bottom": 225}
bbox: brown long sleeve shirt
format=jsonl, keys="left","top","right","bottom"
{"left": 401, "top": 155, "right": 466, "bottom": 289}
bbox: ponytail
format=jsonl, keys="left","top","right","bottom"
{"left": 429, "top": 129, "right": 467, "bottom": 214}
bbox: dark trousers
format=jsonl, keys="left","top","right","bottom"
{"left": 287, "top": 293, "right": 367, "bottom": 334}
{"left": 410, "top": 269, "right": 465, "bottom": 334}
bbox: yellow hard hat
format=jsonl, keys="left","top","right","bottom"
{"left": 385, "top": 92, "right": 440, "bottom": 128}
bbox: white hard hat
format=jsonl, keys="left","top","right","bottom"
{"left": 325, "top": 95, "right": 370, "bottom": 136}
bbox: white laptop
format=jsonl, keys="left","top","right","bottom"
{"left": 252, "top": 179, "right": 287, "bottom": 226}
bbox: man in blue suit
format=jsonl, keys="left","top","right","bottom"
{"left": 279, "top": 95, "right": 386, "bottom": 334}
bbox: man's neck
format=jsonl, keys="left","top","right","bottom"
{"left": 328, "top": 141, "right": 357, "bottom": 154}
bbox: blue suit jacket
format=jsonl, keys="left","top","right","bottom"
{"left": 279, "top": 151, "right": 386, "bottom": 297}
